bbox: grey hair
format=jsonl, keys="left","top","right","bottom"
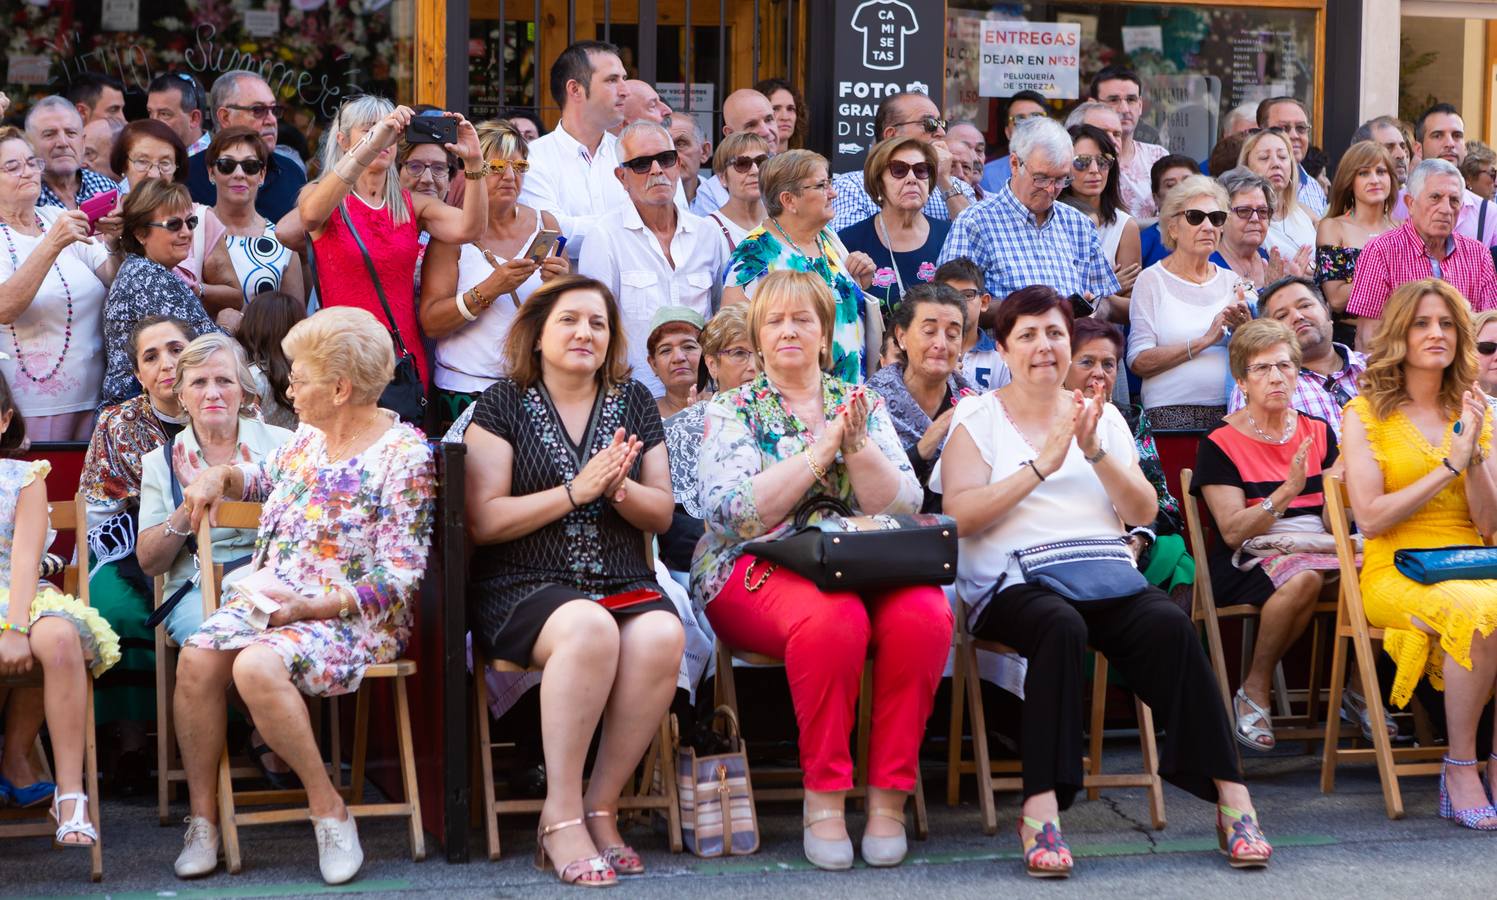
{"left": 1009, "top": 116, "right": 1073, "bottom": 168}
{"left": 672, "top": 115, "right": 703, "bottom": 143}
{"left": 321, "top": 95, "right": 409, "bottom": 227}
{"left": 1217, "top": 166, "right": 1277, "bottom": 219}
{"left": 1406, "top": 158, "right": 1464, "bottom": 200}
{"left": 1064, "top": 100, "right": 1113, "bottom": 130}
{"left": 171, "top": 332, "right": 261, "bottom": 415}
{"left": 1351, "top": 115, "right": 1404, "bottom": 145}
{"left": 1222, "top": 103, "right": 1258, "bottom": 136}
{"left": 617, "top": 120, "right": 673, "bottom": 155}
{"left": 208, "top": 71, "right": 268, "bottom": 126}
{"left": 24, "top": 96, "right": 82, "bottom": 134}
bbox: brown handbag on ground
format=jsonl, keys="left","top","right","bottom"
{"left": 673, "top": 706, "right": 759, "bottom": 857}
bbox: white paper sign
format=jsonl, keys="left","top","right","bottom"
{"left": 243, "top": 9, "right": 281, "bottom": 37}
{"left": 657, "top": 83, "right": 716, "bottom": 141}
{"left": 1121, "top": 25, "right": 1164, "bottom": 55}
{"left": 978, "top": 21, "right": 1081, "bottom": 100}
{"left": 100, "top": 0, "right": 140, "bottom": 32}
{"left": 6, "top": 55, "right": 51, "bottom": 86}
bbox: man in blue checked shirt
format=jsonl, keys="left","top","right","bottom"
{"left": 828, "top": 91, "right": 974, "bottom": 232}
{"left": 938, "top": 117, "right": 1120, "bottom": 306}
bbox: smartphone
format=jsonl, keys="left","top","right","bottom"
{"left": 524, "top": 228, "right": 563, "bottom": 262}
{"left": 79, "top": 189, "right": 118, "bottom": 235}
{"left": 1067, "top": 292, "right": 1096, "bottom": 319}
{"left": 405, "top": 115, "right": 457, "bottom": 145}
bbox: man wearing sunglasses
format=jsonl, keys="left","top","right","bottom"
{"left": 1090, "top": 65, "right": 1169, "bottom": 221}
{"left": 981, "top": 90, "right": 1048, "bottom": 192}
{"left": 690, "top": 89, "right": 780, "bottom": 216}
{"left": 828, "top": 91, "right": 973, "bottom": 233}
{"left": 578, "top": 121, "right": 726, "bottom": 397}
{"left": 939, "top": 116, "right": 1119, "bottom": 305}
{"left": 1257, "top": 97, "right": 1327, "bottom": 218}
{"left": 1226, "top": 277, "right": 1366, "bottom": 438}
{"left": 184, "top": 71, "right": 306, "bottom": 222}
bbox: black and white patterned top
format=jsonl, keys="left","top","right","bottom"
{"left": 663, "top": 401, "right": 708, "bottom": 518}
{"left": 466, "top": 376, "right": 665, "bottom": 596}
{"left": 103, "top": 254, "right": 219, "bottom": 405}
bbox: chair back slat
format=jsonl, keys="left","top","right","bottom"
{"left": 1324, "top": 476, "right": 1374, "bottom": 635}
{"left": 196, "top": 502, "right": 264, "bottom": 614}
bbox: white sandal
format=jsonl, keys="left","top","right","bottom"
{"left": 50, "top": 792, "right": 97, "bottom": 848}
{"left": 1232, "top": 688, "right": 1276, "bottom": 752}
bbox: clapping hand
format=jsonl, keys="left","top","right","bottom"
{"left": 1034, "top": 393, "right": 1080, "bottom": 477}
{"left": 916, "top": 405, "right": 957, "bottom": 460}
{"left": 1285, "top": 436, "right": 1313, "bottom": 495}
{"left": 573, "top": 427, "right": 644, "bottom": 504}
{"left": 838, "top": 387, "right": 871, "bottom": 455}
{"left": 1451, "top": 383, "right": 1488, "bottom": 470}
{"left": 1074, "top": 390, "right": 1104, "bottom": 459}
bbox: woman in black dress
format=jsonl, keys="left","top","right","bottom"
{"left": 463, "top": 274, "right": 682, "bottom": 888}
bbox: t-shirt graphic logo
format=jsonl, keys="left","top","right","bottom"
{"left": 850, "top": 0, "right": 919, "bottom": 71}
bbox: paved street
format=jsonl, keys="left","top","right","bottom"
{"left": 10, "top": 738, "right": 1497, "bottom": 898}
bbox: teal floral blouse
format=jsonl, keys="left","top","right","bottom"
{"left": 722, "top": 224, "right": 868, "bottom": 383}
{"left": 689, "top": 372, "right": 921, "bottom": 607}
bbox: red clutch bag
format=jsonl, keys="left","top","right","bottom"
{"left": 598, "top": 589, "right": 662, "bottom": 611}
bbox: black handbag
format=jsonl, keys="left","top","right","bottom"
{"left": 744, "top": 495, "right": 957, "bottom": 592}
{"left": 306, "top": 203, "right": 428, "bottom": 425}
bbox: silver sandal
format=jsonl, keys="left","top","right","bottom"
{"left": 50, "top": 792, "right": 97, "bottom": 848}
{"left": 1232, "top": 688, "right": 1275, "bottom": 752}
{"left": 1340, "top": 688, "right": 1398, "bottom": 743}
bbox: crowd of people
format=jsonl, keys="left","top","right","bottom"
{"left": 2, "top": 40, "right": 1497, "bottom": 889}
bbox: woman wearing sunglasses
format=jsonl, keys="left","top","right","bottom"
{"left": 836, "top": 136, "right": 949, "bottom": 322}
{"left": 206, "top": 127, "right": 302, "bottom": 306}
{"left": 419, "top": 119, "right": 568, "bottom": 431}
{"left": 704, "top": 132, "right": 770, "bottom": 252}
{"left": 1060, "top": 124, "right": 1141, "bottom": 318}
{"left": 102, "top": 179, "right": 219, "bottom": 405}
{"left": 1474, "top": 310, "right": 1497, "bottom": 412}
{"left": 1126, "top": 175, "right": 1254, "bottom": 431}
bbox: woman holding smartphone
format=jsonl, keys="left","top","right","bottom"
{"left": 419, "top": 120, "right": 567, "bottom": 430}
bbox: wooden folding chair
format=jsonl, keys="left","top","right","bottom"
{"left": 1180, "top": 469, "right": 1341, "bottom": 751}
{"left": 0, "top": 494, "right": 103, "bottom": 882}
{"left": 200, "top": 502, "right": 425, "bottom": 873}
{"left": 1320, "top": 476, "right": 1447, "bottom": 818}
{"left": 713, "top": 641, "right": 931, "bottom": 840}
{"left": 944, "top": 596, "right": 1165, "bottom": 834}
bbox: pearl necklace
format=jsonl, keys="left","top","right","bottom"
{"left": 0, "top": 216, "right": 74, "bottom": 384}
{"left": 1247, "top": 408, "right": 1297, "bottom": 445}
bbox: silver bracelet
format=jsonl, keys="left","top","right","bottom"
{"left": 163, "top": 517, "right": 192, "bottom": 538}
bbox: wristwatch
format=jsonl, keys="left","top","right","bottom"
{"left": 942, "top": 186, "right": 963, "bottom": 200}
{"left": 1259, "top": 497, "right": 1285, "bottom": 519}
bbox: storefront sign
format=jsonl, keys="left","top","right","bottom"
{"left": 6, "top": 56, "right": 51, "bottom": 86}
{"left": 945, "top": 14, "right": 985, "bottom": 130}
{"left": 978, "top": 21, "right": 1080, "bottom": 100}
{"left": 657, "top": 82, "right": 715, "bottom": 143}
{"left": 243, "top": 9, "right": 281, "bottom": 37}
{"left": 832, "top": 0, "right": 946, "bottom": 172}
{"left": 100, "top": 0, "right": 140, "bottom": 33}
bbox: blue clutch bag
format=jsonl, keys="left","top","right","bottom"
{"left": 1392, "top": 546, "right": 1497, "bottom": 584}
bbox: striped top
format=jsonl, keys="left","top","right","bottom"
{"left": 1191, "top": 412, "right": 1339, "bottom": 523}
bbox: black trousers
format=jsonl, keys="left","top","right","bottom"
{"left": 974, "top": 582, "right": 1241, "bottom": 809}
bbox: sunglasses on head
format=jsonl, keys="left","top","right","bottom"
{"left": 212, "top": 157, "right": 265, "bottom": 176}
{"left": 147, "top": 214, "right": 199, "bottom": 233}
{"left": 886, "top": 160, "right": 931, "bottom": 180}
{"left": 619, "top": 149, "right": 679, "bottom": 174}
{"left": 1479, "top": 341, "right": 1497, "bottom": 355}
{"left": 1178, "top": 209, "right": 1228, "bottom": 227}
{"left": 729, "top": 154, "right": 769, "bottom": 174}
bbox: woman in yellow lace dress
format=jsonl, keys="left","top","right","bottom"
{"left": 1341, "top": 278, "right": 1497, "bottom": 831}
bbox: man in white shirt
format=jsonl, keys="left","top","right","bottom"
{"left": 671, "top": 116, "right": 712, "bottom": 209}
{"left": 516, "top": 40, "right": 631, "bottom": 256}
{"left": 828, "top": 91, "right": 974, "bottom": 232}
{"left": 578, "top": 122, "right": 726, "bottom": 396}
{"left": 1090, "top": 66, "right": 1169, "bottom": 221}
{"left": 691, "top": 89, "right": 780, "bottom": 216}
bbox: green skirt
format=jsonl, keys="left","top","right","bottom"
{"left": 87, "top": 556, "right": 157, "bottom": 724}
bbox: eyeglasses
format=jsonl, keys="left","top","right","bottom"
{"left": 402, "top": 160, "right": 451, "bottom": 180}
{"left": 483, "top": 158, "right": 530, "bottom": 176}
{"left": 885, "top": 160, "right": 931, "bottom": 180}
{"left": 1072, "top": 357, "right": 1118, "bottom": 373}
{"left": 1230, "top": 205, "right": 1271, "bottom": 221}
{"left": 223, "top": 103, "right": 284, "bottom": 120}
{"left": 892, "top": 116, "right": 946, "bottom": 135}
{"left": 1478, "top": 341, "right": 1497, "bottom": 356}
{"left": 1244, "top": 360, "right": 1297, "bottom": 380}
{"left": 797, "top": 179, "right": 834, "bottom": 195}
{"left": 146, "top": 215, "right": 199, "bottom": 233}
{"left": 286, "top": 373, "right": 326, "bottom": 389}
{"left": 1273, "top": 123, "right": 1312, "bottom": 136}
{"left": 717, "top": 348, "right": 754, "bottom": 363}
{"left": 1008, "top": 111, "right": 1047, "bottom": 126}
{"left": 1072, "top": 154, "right": 1115, "bottom": 172}
{"left": 0, "top": 156, "right": 44, "bottom": 176}
{"left": 1099, "top": 94, "right": 1141, "bottom": 106}
{"left": 729, "top": 154, "right": 769, "bottom": 174}
{"left": 129, "top": 157, "right": 177, "bottom": 176}
{"left": 954, "top": 288, "right": 981, "bottom": 301}
{"left": 1177, "top": 209, "right": 1228, "bottom": 227}
{"left": 1015, "top": 158, "right": 1070, "bottom": 190}
{"left": 212, "top": 157, "right": 265, "bottom": 176}
{"left": 619, "top": 150, "right": 679, "bottom": 174}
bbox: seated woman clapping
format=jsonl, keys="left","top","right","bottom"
{"left": 1192, "top": 319, "right": 1341, "bottom": 752}
{"left": 691, "top": 269, "right": 953, "bottom": 871}
{"left": 936, "top": 286, "right": 1272, "bottom": 877}
{"left": 462, "top": 274, "right": 683, "bottom": 887}
{"left": 171, "top": 307, "right": 437, "bottom": 885}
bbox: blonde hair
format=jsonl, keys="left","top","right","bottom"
{"left": 1473, "top": 308, "right": 1497, "bottom": 340}
{"left": 746, "top": 270, "right": 836, "bottom": 370}
{"left": 1359, "top": 279, "right": 1477, "bottom": 420}
{"left": 712, "top": 131, "right": 770, "bottom": 178}
{"left": 173, "top": 332, "right": 260, "bottom": 414}
{"left": 1327, "top": 140, "right": 1396, "bottom": 219}
{"left": 760, "top": 149, "right": 829, "bottom": 217}
{"left": 476, "top": 118, "right": 528, "bottom": 162}
{"left": 1228, "top": 318, "right": 1301, "bottom": 383}
{"left": 1158, "top": 175, "right": 1230, "bottom": 250}
{"left": 321, "top": 95, "right": 410, "bottom": 226}
{"left": 282, "top": 306, "right": 396, "bottom": 405}
{"left": 1238, "top": 129, "right": 1302, "bottom": 221}
{"left": 701, "top": 304, "right": 752, "bottom": 357}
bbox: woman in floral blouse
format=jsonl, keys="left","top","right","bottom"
{"left": 691, "top": 269, "right": 953, "bottom": 871}
{"left": 171, "top": 307, "right": 436, "bottom": 886}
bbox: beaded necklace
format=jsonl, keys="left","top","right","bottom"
{"left": 0, "top": 216, "right": 74, "bottom": 384}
